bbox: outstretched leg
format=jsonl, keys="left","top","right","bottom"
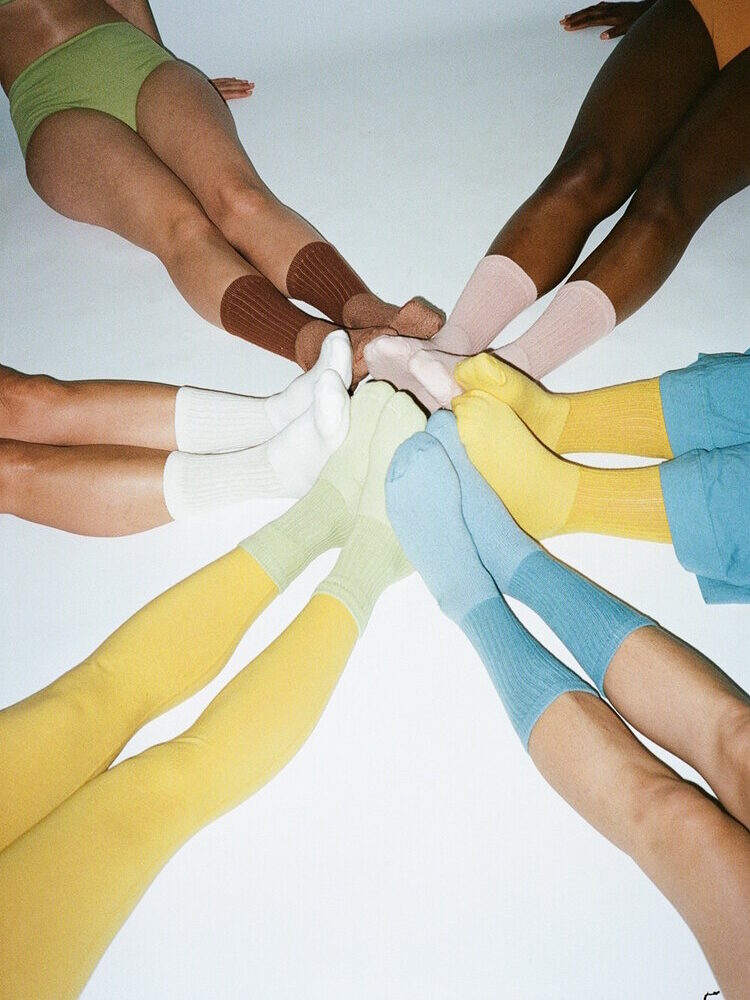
{"left": 135, "top": 61, "right": 443, "bottom": 344}
{"left": 25, "top": 109, "right": 335, "bottom": 362}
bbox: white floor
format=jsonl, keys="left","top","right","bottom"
{"left": 1, "top": 3, "right": 749, "bottom": 997}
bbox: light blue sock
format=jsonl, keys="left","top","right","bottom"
{"left": 426, "top": 410, "right": 655, "bottom": 692}
{"left": 386, "top": 433, "right": 596, "bottom": 748}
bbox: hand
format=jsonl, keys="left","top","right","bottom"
{"left": 211, "top": 77, "right": 255, "bottom": 101}
{"left": 560, "top": 1, "right": 655, "bottom": 39}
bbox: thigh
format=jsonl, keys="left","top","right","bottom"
{"left": 635, "top": 45, "right": 750, "bottom": 222}
{"left": 135, "top": 60, "right": 266, "bottom": 218}
{"left": 558, "top": 0, "right": 718, "bottom": 191}
{"left": 25, "top": 106, "right": 211, "bottom": 257}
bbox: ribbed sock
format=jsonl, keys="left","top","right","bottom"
{"left": 174, "top": 331, "right": 352, "bottom": 453}
{"left": 286, "top": 241, "right": 370, "bottom": 326}
{"left": 163, "top": 372, "right": 349, "bottom": 518}
{"left": 455, "top": 353, "right": 673, "bottom": 457}
{"left": 432, "top": 255, "right": 537, "bottom": 355}
{"left": 386, "top": 432, "right": 595, "bottom": 747}
{"left": 240, "top": 381, "right": 395, "bottom": 590}
{"left": 497, "top": 280, "right": 616, "bottom": 379}
{"left": 220, "top": 273, "right": 339, "bottom": 364}
{"left": 424, "top": 410, "right": 654, "bottom": 692}
{"left": 316, "top": 391, "right": 426, "bottom": 633}
{"left": 452, "top": 390, "right": 672, "bottom": 542}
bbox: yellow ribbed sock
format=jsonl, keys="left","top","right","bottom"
{"left": 452, "top": 390, "right": 672, "bottom": 542}
{"left": 454, "top": 353, "right": 673, "bottom": 458}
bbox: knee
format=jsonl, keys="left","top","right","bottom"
{"left": 208, "top": 177, "right": 276, "bottom": 240}
{"left": 713, "top": 705, "right": 750, "bottom": 793}
{"left": 0, "top": 438, "right": 35, "bottom": 512}
{"left": 626, "top": 166, "right": 706, "bottom": 242}
{"left": 624, "top": 768, "right": 715, "bottom": 858}
{"left": 161, "top": 205, "right": 220, "bottom": 264}
{"left": 540, "top": 144, "right": 630, "bottom": 221}
{"left": 0, "top": 368, "right": 67, "bottom": 438}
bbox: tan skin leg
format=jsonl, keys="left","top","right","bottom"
{"left": 134, "top": 60, "right": 397, "bottom": 328}
{"left": 25, "top": 108, "right": 258, "bottom": 325}
{"left": 603, "top": 626, "right": 750, "bottom": 830}
{"left": 529, "top": 689, "right": 750, "bottom": 999}
{"left": 0, "top": 365, "right": 174, "bottom": 535}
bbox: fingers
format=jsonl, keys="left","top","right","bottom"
{"left": 211, "top": 78, "right": 255, "bottom": 100}
{"left": 559, "top": 2, "right": 638, "bottom": 33}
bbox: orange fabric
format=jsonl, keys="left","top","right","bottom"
{"left": 690, "top": 0, "right": 750, "bottom": 69}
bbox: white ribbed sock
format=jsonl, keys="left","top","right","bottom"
{"left": 174, "top": 330, "right": 352, "bottom": 453}
{"left": 497, "top": 280, "right": 616, "bottom": 379}
{"left": 163, "top": 371, "right": 349, "bottom": 519}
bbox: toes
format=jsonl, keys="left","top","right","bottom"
{"left": 454, "top": 352, "right": 508, "bottom": 392}
{"left": 350, "top": 326, "right": 397, "bottom": 383}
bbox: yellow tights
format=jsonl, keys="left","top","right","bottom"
{"left": 0, "top": 548, "right": 357, "bottom": 1000}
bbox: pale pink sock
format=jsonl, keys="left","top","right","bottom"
{"left": 407, "top": 349, "right": 465, "bottom": 411}
{"left": 497, "top": 280, "right": 616, "bottom": 379}
{"left": 431, "top": 255, "right": 537, "bottom": 355}
{"left": 363, "top": 337, "right": 442, "bottom": 411}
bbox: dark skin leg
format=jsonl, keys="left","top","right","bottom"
{"left": 571, "top": 45, "right": 750, "bottom": 320}
{"left": 487, "top": 0, "right": 717, "bottom": 295}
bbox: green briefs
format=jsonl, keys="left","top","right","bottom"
{"left": 8, "top": 22, "right": 173, "bottom": 157}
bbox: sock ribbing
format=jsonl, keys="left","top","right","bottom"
{"left": 174, "top": 386, "right": 278, "bottom": 454}
{"left": 509, "top": 551, "right": 654, "bottom": 692}
{"left": 286, "top": 241, "right": 369, "bottom": 326}
{"left": 462, "top": 596, "right": 596, "bottom": 748}
{"left": 241, "top": 479, "right": 350, "bottom": 591}
{"left": 565, "top": 464, "right": 672, "bottom": 541}
{"left": 220, "top": 274, "right": 314, "bottom": 360}
{"left": 557, "top": 378, "right": 673, "bottom": 458}
{"left": 432, "top": 255, "right": 537, "bottom": 355}
{"left": 163, "top": 447, "right": 285, "bottom": 519}
{"left": 497, "top": 280, "right": 616, "bottom": 379}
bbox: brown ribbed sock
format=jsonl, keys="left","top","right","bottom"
{"left": 286, "top": 241, "right": 370, "bottom": 326}
{"left": 220, "top": 274, "right": 336, "bottom": 364}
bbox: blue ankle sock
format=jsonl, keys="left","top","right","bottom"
{"left": 386, "top": 433, "right": 596, "bottom": 747}
{"left": 425, "top": 411, "right": 655, "bottom": 692}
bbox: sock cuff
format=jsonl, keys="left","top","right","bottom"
{"left": 461, "top": 595, "right": 596, "bottom": 748}
{"left": 286, "top": 240, "right": 368, "bottom": 326}
{"left": 220, "top": 275, "right": 309, "bottom": 360}
{"left": 433, "top": 255, "right": 537, "bottom": 354}
{"left": 507, "top": 280, "right": 616, "bottom": 379}
{"left": 163, "top": 449, "right": 285, "bottom": 520}
{"left": 315, "top": 517, "right": 411, "bottom": 634}
{"left": 174, "top": 386, "right": 274, "bottom": 453}
{"left": 508, "top": 550, "right": 654, "bottom": 691}
{"left": 240, "top": 478, "right": 350, "bottom": 591}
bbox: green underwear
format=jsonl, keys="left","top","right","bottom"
{"left": 8, "top": 22, "right": 173, "bottom": 157}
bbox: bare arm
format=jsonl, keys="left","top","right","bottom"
{"left": 105, "top": 0, "right": 162, "bottom": 43}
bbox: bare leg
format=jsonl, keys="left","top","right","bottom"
{"left": 0, "top": 439, "right": 169, "bottom": 536}
{"left": 530, "top": 691, "right": 750, "bottom": 998}
{"left": 134, "top": 61, "right": 442, "bottom": 336}
{"left": 0, "top": 364, "right": 178, "bottom": 450}
{"left": 603, "top": 627, "right": 750, "bottom": 829}
{"left": 26, "top": 108, "right": 258, "bottom": 326}
{"left": 487, "top": 0, "right": 716, "bottom": 294}
{"left": 570, "top": 46, "right": 750, "bottom": 320}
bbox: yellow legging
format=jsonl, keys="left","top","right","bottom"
{"left": 0, "top": 547, "right": 358, "bottom": 1000}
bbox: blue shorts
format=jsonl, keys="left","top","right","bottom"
{"left": 659, "top": 350, "right": 750, "bottom": 604}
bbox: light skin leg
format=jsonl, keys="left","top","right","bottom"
{"left": 25, "top": 108, "right": 259, "bottom": 325}
{"left": 529, "top": 690, "right": 750, "bottom": 999}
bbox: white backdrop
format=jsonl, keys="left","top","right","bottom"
{"left": 1, "top": 2, "right": 748, "bottom": 997}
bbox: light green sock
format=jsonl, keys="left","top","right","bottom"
{"left": 316, "top": 391, "right": 426, "bottom": 633}
{"left": 241, "top": 381, "right": 395, "bottom": 590}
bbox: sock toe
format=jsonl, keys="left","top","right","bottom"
{"left": 409, "top": 351, "right": 459, "bottom": 407}
{"left": 391, "top": 297, "right": 445, "bottom": 339}
{"left": 454, "top": 352, "right": 509, "bottom": 393}
{"left": 318, "top": 330, "right": 353, "bottom": 388}
{"left": 313, "top": 370, "right": 350, "bottom": 442}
